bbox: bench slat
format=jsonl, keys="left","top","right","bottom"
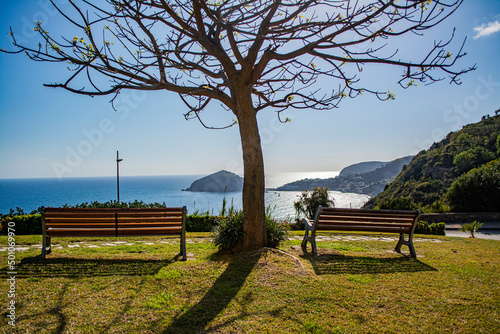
{"left": 46, "top": 222, "right": 182, "bottom": 228}
{"left": 47, "top": 228, "right": 182, "bottom": 237}
{"left": 321, "top": 207, "right": 418, "bottom": 216}
{"left": 45, "top": 212, "right": 183, "bottom": 218}
{"left": 118, "top": 228, "right": 182, "bottom": 236}
{"left": 318, "top": 220, "right": 412, "bottom": 228}
{"left": 44, "top": 207, "right": 184, "bottom": 212}
{"left": 318, "top": 215, "right": 415, "bottom": 223}
{"left": 321, "top": 212, "right": 417, "bottom": 220}
{"left": 45, "top": 217, "right": 183, "bottom": 223}
{"left": 316, "top": 225, "right": 411, "bottom": 233}
{"left": 47, "top": 228, "right": 117, "bottom": 237}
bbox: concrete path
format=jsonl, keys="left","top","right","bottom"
{"left": 445, "top": 222, "right": 500, "bottom": 240}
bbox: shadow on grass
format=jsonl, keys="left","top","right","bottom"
{"left": 0, "top": 256, "right": 176, "bottom": 278}
{"left": 302, "top": 252, "right": 437, "bottom": 275}
{"left": 162, "top": 252, "right": 261, "bottom": 334}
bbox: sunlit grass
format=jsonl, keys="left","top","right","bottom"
{"left": 0, "top": 232, "right": 499, "bottom": 333}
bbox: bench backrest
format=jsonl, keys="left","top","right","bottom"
{"left": 42, "top": 207, "right": 186, "bottom": 237}
{"left": 314, "top": 206, "right": 420, "bottom": 234}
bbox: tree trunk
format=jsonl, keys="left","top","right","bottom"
{"left": 235, "top": 92, "right": 267, "bottom": 252}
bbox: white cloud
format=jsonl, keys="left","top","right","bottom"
{"left": 473, "top": 20, "right": 500, "bottom": 40}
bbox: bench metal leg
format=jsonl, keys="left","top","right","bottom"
{"left": 180, "top": 239, "right": 187, "bottom": 261}
{"left": 301, "top": 230, "right": 318, "bottom": 255}
{"left": 41, "top": 235, "right": 51, "bottom": 259}
{"left": 395, "top": 233, "right": 416, "bottom": 258}
{"left": 301, "top": 230, "right": 309, "bottom": 252}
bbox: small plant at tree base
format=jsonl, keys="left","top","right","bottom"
{"left": 459, "top": 221, "right": 484, "bottom": 238}
{"left": 294, "top": 187, "right": 334, "bottom": 220}
{"left": 265, "top": 206, "right": 290, "bottom": 248}
{"left": 212, "top": 208, "right": 289, "bottom": 251}
{"left": 212, "top": 211, "right": 245, "bottom": 251}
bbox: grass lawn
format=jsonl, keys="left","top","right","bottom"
{"left": 1, "top": 232, "right": 499, "bottom": 333}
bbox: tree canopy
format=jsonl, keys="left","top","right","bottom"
{"left": 5, "top": 0, "right": 473, "bottom": 124}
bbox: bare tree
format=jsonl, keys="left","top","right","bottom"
{"left": 4, "top": 0, "right": 474, "bottom": 251}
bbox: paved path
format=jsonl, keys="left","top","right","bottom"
{"left": 444, "top": 230, "right": 500, "bottom": 240}
{"left": 0, "top": 235, "right": 444, "bottom": 253}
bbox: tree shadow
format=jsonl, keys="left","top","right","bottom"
{"left": 162, "top": 252, "right": 261, "bottom": 333}
{"left": 301, "top": 252, "right": 437, "bottom": 275}
{"left": 0, "top": 256, "right": 175, "bottom": 278}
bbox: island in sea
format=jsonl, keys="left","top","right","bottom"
{"left": 183, "top": 170, "right": 243, "bottom": 192}
{"left": 274, "top": 156, "right": 414, "bottom": 196}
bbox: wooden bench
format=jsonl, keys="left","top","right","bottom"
{"left": 301, "top": 206, "right": 421, "bottom": 258}
{"left": 41, "top": 206, "right": 187, "bottom": 260}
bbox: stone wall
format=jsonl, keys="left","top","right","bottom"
{"left": 420, "top": 212, "right": 500, "bottom": 224}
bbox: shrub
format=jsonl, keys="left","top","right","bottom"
{"left": 187, "top": 214, "right": 218, "bottom": 232}
{"left": 212, "top": 211, "right": 245, "bottom": 251}
{"left": 414, "top": 220, "right": 446, "bottom": 236}
{"left": 496, "top": 134, "right": 500, "bottom": 156}
{"left": 453, "top": 146, "right": 495, "bottom": 174}
{"left": 211, "top": 210, "right": 289, "bottom": 251}
{"left": 1, "top": 214, "right": 42, "bottom": 235}
{"left": 290, "top": 218, "right": 305, "bottom": 231}
{"left": 63, "top": 200, "right": 168, "bottom": 209}
{"left": 446, "top": 158, "right": 500, "bottom": 212}
{"left": 265, "top": 209, "right": 290, "bottom": 248}
{"left": 294, "top": 187, "right": 334, "bottom": 220}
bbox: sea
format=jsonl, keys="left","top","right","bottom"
{"left": 0, "top": 172, "right": 370, "bottom": 219}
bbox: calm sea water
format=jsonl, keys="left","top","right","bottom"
{"left": 0, "top": 172, "right": 370, "bottom": 219}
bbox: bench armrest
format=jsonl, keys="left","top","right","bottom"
{"left": 302, "top": 218, "right": 314, "bottom": 231}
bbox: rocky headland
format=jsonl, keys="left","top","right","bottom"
{"left": 183, "top": 170, "right": 243, "bottom": 192}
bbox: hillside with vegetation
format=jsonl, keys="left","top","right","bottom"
{"left": 275, "top": 156, "right": 413, "bottom": 196}
{"left": 364, "top": 112, "right": 500, "bottom": 212}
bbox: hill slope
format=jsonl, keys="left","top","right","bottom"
{"left": 339, "top": 161, "right": 385, "bottom": 176}
{"left": 364, "top": 114, "right": 500, "bottom": 210}
{"left": 275, "top": 156, "right": 413, "bottom": 196}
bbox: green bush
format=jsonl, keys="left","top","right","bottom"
{"left": 446, "top": 158, "right": 500, "bottom": 212}
{"left": 294, "top": 187, "right": 334, "bottom": 219}
{"left": 265, "top": 210, "right": 290, "bottom": 248}
{"left": 414, "top": 220, "right": 446, "bottom": 235}
{"left": 63, "top": 200, "right": 168, "bottom": 209}
{"left": 496, "top": 134, "right": 500, "bottom": 156}
{"left": 187, "top": 215, "right": 218, "bottom": 232}
{"left": 211, "top": 210, "right": 289, "bottom": 251}
{"left": 376, "top": 197, "right": 417, "bottom": 210}
{"left": 453, "top": 146, "right": 495, "bottom": 174}
{"left": 1, "top": 214, "right": 42, "bottom": 235}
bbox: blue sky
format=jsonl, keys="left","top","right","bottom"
{"left": 1, "top": 0, "right": 500, "bottom": 179}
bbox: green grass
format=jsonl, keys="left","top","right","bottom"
{"left": 1, "top": 232, "right": 499, "bottom": 333}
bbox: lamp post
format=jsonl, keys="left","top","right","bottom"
{"left": 116, "top": 151, "right": 123, "bottom": 203}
